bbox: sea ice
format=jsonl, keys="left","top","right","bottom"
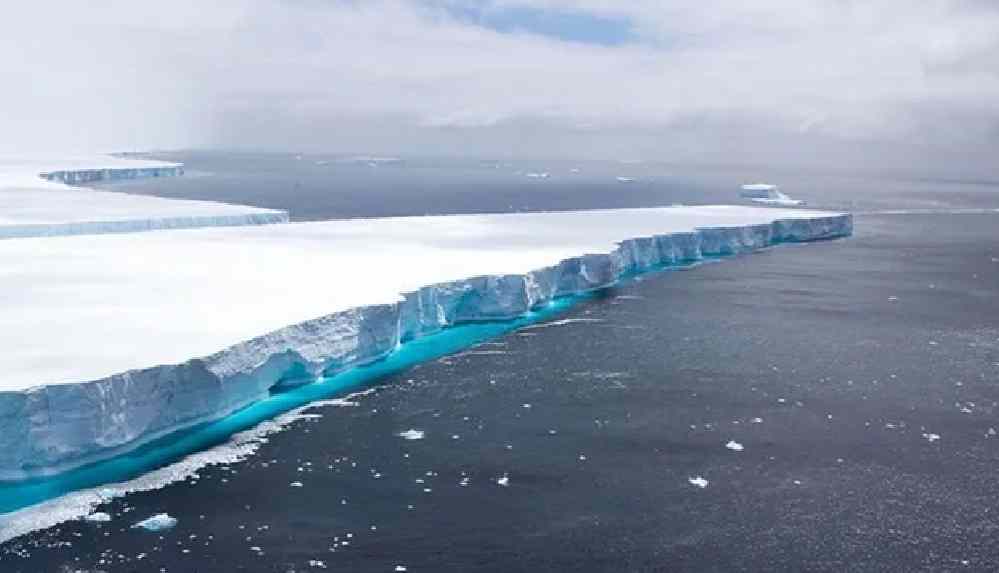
{"left": 133, "top": 513, "right": 178, "bottom": 532}
{"left": 688, "top": 476, "right": 709, "bottom": 488}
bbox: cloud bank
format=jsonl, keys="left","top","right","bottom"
{"left": 2, "top": 0, "right": 997, "bottom": 176}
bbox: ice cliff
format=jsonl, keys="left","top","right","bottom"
{"left": 0, "top": 213, "right": 851, "bottom": 480}
{"left": 39, "top": 164, "right": 184, "bottom": 184}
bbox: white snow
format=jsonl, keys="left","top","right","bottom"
{"left": 0, "top": 205, "right": 850, "bottom": 479}
{"left": 0, "top": 155, "right": 288, "bottom": 239}
{"left": 83, "top": 512, "right": 111, "bottom": 523}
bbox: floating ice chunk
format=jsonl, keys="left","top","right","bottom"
{"left": 133, "top": 513, "right": 178, "bottom": 532}
{"left": 688, "top": 476, "right": 709, "bottom": 489}
{"left": 750, "top": 417, "right": 763, "bottom": 424}
{"left": 497, "top": 474, "right": 510, "bottom": 487}
{"left": 290, "top": 481, "right": 304, "bottom": 488}
{"left": 922, "top": 433, "right": 941, "bottom": 443}
{"left": 616, "top": 176, "right": 636, "bottom": 183}
{"left": 740, "top": 183, "right": 805, "bottom": 206}
{"left": 83, "top": 512, "right": 111, "bottom": 523}
{"left": 395, "top": 566, "right": 408, "bottom": 572}
{"left": 525, "top": 172, "right": 550, "bottom": 179}
{"left": 397, "top": 429, "right": 425, "bottom": 441}
{"left": 725, "top": 440, "right": 744, "bottom": 452}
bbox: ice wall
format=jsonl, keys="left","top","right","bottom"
{"left": 0, "top": 211, "right": 290, "bottom": 240}
{"left": 39, "top": 164, "right": 184, "bottom": 184}
{"left": 0, "top": 213, "right": 850, "bottom": 481}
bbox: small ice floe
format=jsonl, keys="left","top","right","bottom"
{"left": 395, "top": 566, "right": 409, "bottom": 572}
{"left": 922, "top": 433, "right": 941, "bottom": 443}
{"left": 688, "top": 476, "right": 709, "bottom": 489}
{"left": 496, "top": 474, "right": 510, "bottom": 487}
{"left": 83, "top": 512, "right": 111, "bottom": 523}
{"left": 290, "top": 481, "right": 304, "bottom": 488}
{"left": 397, "top": 429, "right": 425, "bottom": 441}
{"left": 888, "top": 296, "right": 898, "bottom": 301}
{"left": 525, "top": 172, "right": 551, "bottom": 179}
{"left": 133, "top": 513, "right": 178, "bottom": 532}
{"left": 987, "top": 428, "right": 997, "bottom": 438}
{"left": 309, "top": 559, "right": 328, "bottom": 568}
{"left": 750, "top": 417, "right": 763, "bottom": 424}
{"left": 616, "top": 176, "right": 636, "bottom": 183}
{"left": 725, "top": 440, "right": 744, "bottom": 452}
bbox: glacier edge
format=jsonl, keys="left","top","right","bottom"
{"left": 0, "top": 213, "right": 852, "bottom": 481}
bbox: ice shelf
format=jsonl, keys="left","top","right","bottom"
{"left": 0, "top": 155, "right": 288, "bottom": 238}
{"left": 0, "top": 206, "right": 851, "bottom": 479}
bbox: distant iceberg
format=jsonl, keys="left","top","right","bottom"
{"left": 740, "top": 183, "right": 805, "bottom": 206}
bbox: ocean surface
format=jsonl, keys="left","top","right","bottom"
{"left": 3, "top": 152, "right": 999, "bottom": 572}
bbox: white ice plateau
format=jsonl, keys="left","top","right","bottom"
{"left": 0, "top": 155, "right": 288, "bottom": 239}
{"left": 0, "top": 156, "right": 852, "bottom": 482}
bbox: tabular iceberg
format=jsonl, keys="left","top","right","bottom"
{"left": 0, "top": 155, "right": 289, "bottom": 239}
{"left": 0, "top": 206, "right": 851, "bottom": 480}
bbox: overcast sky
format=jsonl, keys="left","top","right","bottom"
{"left": 2, "top": 0, "right": 997, "bottom": 176}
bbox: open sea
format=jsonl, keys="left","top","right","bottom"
{"left": 3, "top": 152, "right": 999, "bottom": 572}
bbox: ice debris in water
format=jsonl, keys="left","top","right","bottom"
{"left": 922, "top": 433, "right": 941, "bottom": 443}
{"left": 133, "top": 513, "right": 178, "bottom": 532}
{"left": 290, "top": 481, "right": 304, "bottom": 488}
{"left": 83, "top": 512, "right": 111, "bottom": 523}
{"left": 395, "top": 566, "right": 408, "bottom": 572}
{"left": 688, "top": 476, "right": 709, "bottom": 489}
{"left": 725, "top": 440, "right": 744, "bottom": 452}
{"left": 397, "top": 429, "right": 425, "bottom": 440}
{"left": 496, "top": 474, "right": 510, "bottom": 487}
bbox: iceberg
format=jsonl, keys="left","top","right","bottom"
{"left": 133, "top": 513, "right": 178, "bottom": 532}
{"left": 0, "top": 155, "right": 289, "bottom": 239}
{"left": 740, "top": 183, "right": 805, "bottom": 206}
{"left": 0, "top": 206, "right": 850, "bottom": 481}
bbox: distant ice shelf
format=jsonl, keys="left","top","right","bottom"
{"left": 0, "top": 155, "right": 289, "bottom": 239}
{"left": 0, "top": 205, "right": 851, "bottom": 481}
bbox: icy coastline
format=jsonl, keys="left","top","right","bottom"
{"left": 0, "top": 211, "right": 851, "bottom": 481}
{"left": 0, "top": 156, "right": 289, "bottom": 239}
{"left": 39, "top": 163, "right": 184, "bottom": 184}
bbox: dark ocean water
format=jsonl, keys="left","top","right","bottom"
{"left": 3, "top": 153, "right": 999, "bottom": 572}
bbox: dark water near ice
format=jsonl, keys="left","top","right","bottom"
{"left": 4, "top": 152, "right": 999, "bottom": 572}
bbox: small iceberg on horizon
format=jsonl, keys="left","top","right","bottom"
{"left": 740, "top": 183, "right": 804, "bottom": 206}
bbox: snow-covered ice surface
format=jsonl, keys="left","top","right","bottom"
{"left": 0, "top": 155, "right": 288, "bottom": 238}
{"left": 0, "top": 205, "right": 850, "bottom": 480}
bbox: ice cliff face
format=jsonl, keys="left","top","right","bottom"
{"left": 0, "top": 213, "right": 851, "bottom": 480}
{"left": 38, "top": 165, "right": 184, "bottom": 184}
{"left": 0, "top": 212, "right": 291, "bottom": 240}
